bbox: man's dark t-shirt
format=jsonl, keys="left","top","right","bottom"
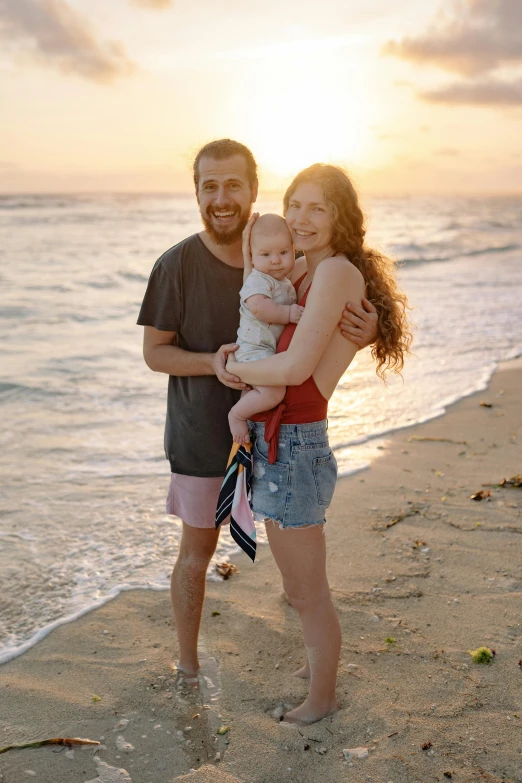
{"left": 137, "top": 234, "right": 243, "bottom": 477}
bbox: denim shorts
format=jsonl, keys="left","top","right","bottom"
{"left": 248, "top": 419, "right": 338, "bottom": 529}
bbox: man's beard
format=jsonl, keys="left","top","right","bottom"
{"left": 201, "top": 206, "right": 251, "bottom": 246}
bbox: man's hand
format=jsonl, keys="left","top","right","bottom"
{"left": 289, "top": 304, "right": 305, "bottom": 324}
{"left": 242, "top": 212, "right": 259, "bottom": 283}
{"left": 339, "top": 298, "right": 378, "bottom": 348}
{"left": 212, "top": 344, "right": 250, "bottom": 390}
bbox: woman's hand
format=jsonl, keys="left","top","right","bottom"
{"left": 242, "top": 212, "right": 259, "bottom": 282}
{"left": 339, "top": 298, "right": 378, "bottom": 348}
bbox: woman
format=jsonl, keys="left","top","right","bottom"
{"left": 226, "top": 163, "right": 411, "bottom": 724}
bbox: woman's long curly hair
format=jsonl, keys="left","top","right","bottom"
{"left": 283, "top": 163, "right": 412, "bottom": 379}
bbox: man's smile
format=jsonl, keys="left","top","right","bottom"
{"left": 211, "top": 209, "right": 239, "bottom": 223}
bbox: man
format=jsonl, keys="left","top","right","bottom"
{"left": 137, "top": 139, "right": 377, "bottom": 682}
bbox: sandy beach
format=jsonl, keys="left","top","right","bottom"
{"left": 1, "top": 357, "right": 521, "bottom": 783}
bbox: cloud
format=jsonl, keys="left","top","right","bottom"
{"left": 130, "top": 0, "right": 173, "bottom": 7}
{"left": 424, "top": 77, "right": 522, "bottom": 105}
{"left": 384, "top": 0, "right": 522, "bottom": 76}
{"left": 0, "top": 0, "right": 135, "bottom": 82}
{"left": 384, "top": 0, "right": 522, "bottom": 107}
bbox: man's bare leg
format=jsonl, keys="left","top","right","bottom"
{"left": 171, "top": 522, "right": 220, "bottom": 678}
{"left": 228, "top": 385, "right": 286, "bottom": 444}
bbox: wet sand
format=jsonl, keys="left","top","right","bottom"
{"left": 1, "top": 358, "right": 521, "bottom": 783}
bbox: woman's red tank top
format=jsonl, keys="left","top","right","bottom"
{"left": 250, "top": 273, "right": 328, "bottom": 463}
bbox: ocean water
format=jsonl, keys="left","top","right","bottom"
{"left": 1, "top": 192, "right": 521, "bottom": 664}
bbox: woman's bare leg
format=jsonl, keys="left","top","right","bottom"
{"left": 265, "top": 520, "right": 341, "bottom": 723}
{"left": 282, "top": 593, "right": 310, "bottom": 678}
{"left": 293, "top": 656, "right": 311, "bottom": 679}
{"left": 228, "top": 385, "right": 286, "bottom": 444}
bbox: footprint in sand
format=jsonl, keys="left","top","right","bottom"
{"left": 85, "top": 758, "right": 131, "bottom": 783}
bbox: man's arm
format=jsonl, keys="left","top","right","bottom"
{"left": 246, "top": 295, "right": 303, "bottom": 325}
{"left": 143, "top": 326, "right": 247, "bottom": 390}
{"left": 241, "top": 212, "right": 258, "bottom": 284}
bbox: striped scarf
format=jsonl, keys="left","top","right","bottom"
{"left": 215, "top": 442, "right": 256, "bottom": 561}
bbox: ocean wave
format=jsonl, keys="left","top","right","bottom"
{"left": 0, "top": 381, "right": 50, "bottom": 401}
{"left": 398, "top": 255, "right": 448, "bottom": 265}
{"left": 26, "top": 283, "right": 76, "bottom": 293}
{"left": 0, "top": 197, "right": 72, "bottom": 210}
{"left": 397, "top": 243, "right": 520, "bottom": 266}
{"left": 118, "top": 271, "right": 149, "bottom": 283}
{"left": 463, "top": 243, "right": 520, "bottom": 258}
{"left": 0, "top": 584, "right": 167, "bottom": 665}
{"left": 0, "top": 546, "right": 247, "bottom": 665}
{"left": 0, "top": 305, "right": 34, "bottom": 319}
{"left": 331, "top": 350, "right": 522, "bottom": 458}
{"left": 86, "top": 278, "right": 118, "bottom": 289}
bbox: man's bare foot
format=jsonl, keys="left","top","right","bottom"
{"left": 283, "top": 699, "right": 338, "bottom": 725}
{"left": 228, "top": 410, "right": 250, "bottom": 445}
{"left": 292, "top": 663, "right": 310, "bottom": 679}
{"left": 174, "top": 665, "right": 199, "bottom": 689}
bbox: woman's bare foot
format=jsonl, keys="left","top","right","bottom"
{"left": 228, "top": 410, "right": 250, "bottom": 445}
{"left": 292, "top": 663, "right": 310, "bottom": 679}
{"left": 283, "top": 699, "right": 338, "bottom": 725}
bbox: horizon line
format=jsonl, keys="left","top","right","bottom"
{"left": 2, "top": 189, "right": 522, "bottom": 199}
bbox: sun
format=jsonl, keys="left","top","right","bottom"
{"left": 238, "top": 46, "right": 373, "bottom": 181}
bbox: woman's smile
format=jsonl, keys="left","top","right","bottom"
{"left": 285, "top": 182, "right": 334, "bottom": 256}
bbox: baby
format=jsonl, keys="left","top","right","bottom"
{"left": 228, "top": 213, "right": 304, "bottom": 444}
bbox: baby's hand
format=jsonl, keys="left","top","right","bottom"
{"left": 289, "top": 304, "right": 305, "bottom": 324}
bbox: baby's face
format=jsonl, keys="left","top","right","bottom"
{"left": 251, "top": 228, "right": 294, "bottom": 280}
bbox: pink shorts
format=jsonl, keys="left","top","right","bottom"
{"left": 166, "top": 473, "right": 230, "bottom": 529}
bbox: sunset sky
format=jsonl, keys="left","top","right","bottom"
{"left": 1, "top": 0, "right": 521, "bottom": 194}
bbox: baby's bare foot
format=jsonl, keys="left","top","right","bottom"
{"left": 292, "top": 663, "right": 310, "bottom": 679}
{"left": 228, "top": 410, "right": 250, "bottom": 444}
{"left": 283, "top": 699, "right": 338, "bottom": 725}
